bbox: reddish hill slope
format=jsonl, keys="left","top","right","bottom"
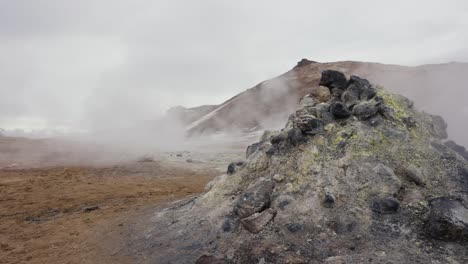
{"left": 185, "top": 60, "right": 468, "bottom": 146}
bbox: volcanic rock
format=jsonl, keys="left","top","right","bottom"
{"left": 319, "top": 70, "right": 348, "bottom": 90}
{"left": 233, "top": 179, "right": 274, "bottom": 218}
{"left": 240, "top": 208, "right": 277, "bottom": 234}
{"left": 135, "top": 71, "right": 468, "bottom": 264}
{"left": 425, "top": 197, "right": 468, "bottom": 241}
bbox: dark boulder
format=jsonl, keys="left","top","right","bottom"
{"left": 234, "top": 179, "right": 275, "bottom": 218}
{"left": 371, "top": 197, "right": 400, "bottom": 214}
{"left": 295, "top": 115, "right": 324, "bottom": 135}
{"left": 319, "top": 70, "right": 348, "bottom": 90}
{"left": 348, "top": 75, "right": 371, "bottom": 89}
{"left": 287, "top": 128, "right": 307, "bottom": 147}
{"left": 330, "top": 102, "right": 351, "bottom": 119}
{"left": 352, "top": 101, "right": 379, "bottom": 120}
{"left": 425, "top": 197, "right": 468, "bottom": 241}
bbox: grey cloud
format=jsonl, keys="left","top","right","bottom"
{"left": 0, "top": 0, "right": 467, "bottom": 132}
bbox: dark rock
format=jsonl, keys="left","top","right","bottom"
{"left": 83, "top": 206, "right": 99, "bottom": 212}
{"left": 271, "top": 131, "right": 289, "bottom": 145}
{"left": 405, "top": 165, "right": 425, "bottom": 186}
{"left": 352, "top": 101, "right": 378, "bottom": 120}
{"left": 287, "top": 128, "right": 307, "bottom": 147}
{"left": 227, "top": 161, "right": 245, "bottom": 175}
{"left": 286, "top": 223, "right": 303, "bottom": 233}
{"left": 186, "top": 158, "right": 193, "bottom": 163}
{"left": 360, "top": 87, "right": 377, "bottom": 100}
{"left": 371, "top": 197, "right": 400, "bottom": 214}
{"left": 324, "top": 192, "right": 336, "bottom": 208}
{"left": 246, "top": 142, "right": 262, "bottom": 158}
{"left": 341, "top": 87, "right": 360, "bottom": 109}
{"left": 402, "top": 116, "right": 416, "bottom": 128}
{"left": 221, "top": 218, "right": 236, "bottom": 232}
{"left": 430, "top": 115, "right": 448, "bottom": 139}
{"left": 425, "top": 197, "right": 468, "bottom": 241}
{"left": 348, "top": 75, "right": 371, "bottom": 89}
{"left": 445, "top": 140, "right": 468, "bottom": 160}
{"left": 234, "top": 180, "right": 275, "bottom": 218}
{"left": 295, "top": 116, "right": 324, "bottom": 135}
{"left": 319, "top": 70, "right": 348, "bottom": 90}
{"left": 330, "top": 102, "right": 351, "bottom": 119}
{"left": 294, "top": 58, "right": 316, "bottom": 68}
{"left": 367, "top": 115, "right": 384, "bottom": 127}
{"left": 378, "top": 105, "right": 396, "bottom": 121}
{"left": 240, "top": 208, "right": 277, "bottom": 234}
{"left": 176, "top": 153, "right": 183, "bottom": 157}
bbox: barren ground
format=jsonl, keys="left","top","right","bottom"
{"left": 0, "top": 136, "right": 243, "bottom": 264}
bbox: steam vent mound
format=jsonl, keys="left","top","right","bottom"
{"left": 139, "top": 71, "right": 468, "bottom": 263}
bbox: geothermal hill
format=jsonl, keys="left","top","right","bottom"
{"left": 184, "top": 60, "right": 468, "bottom": 147}
{"left": 132, "top": 72, "right": 468, "bottom": 263}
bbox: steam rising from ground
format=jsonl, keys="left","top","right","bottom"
{"left": 356, "top": 62, "right": 468, "bottom": 147}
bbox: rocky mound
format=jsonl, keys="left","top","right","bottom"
{"left": 135, "top": 72, "right": 468, "bottom": 264}
{"left": 184, "top": 60, "right": 468, "bottom": 148}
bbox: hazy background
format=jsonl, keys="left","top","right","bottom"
{"left": 1, "top": 0, "right": 467, "bottom": 134}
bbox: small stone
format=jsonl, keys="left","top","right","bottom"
{"left": 273, "top": 174, "right": 285, "bottom": 182}
{"left": 402, "top": 116, "right": 416, "bottom": 128}
{"left": 330, "top": 102, "right": 351, "bottom": 119}
{"left": 324, "top": 192, "right": 336, "bottom": 208}
{"left": 378, "top": 105, "right": 396, "bottom": 121}
{"left": 227, "top": 161, "right": 245, "bottom": 175}
{"left": 286, "top": 223, "right": 304, "bottom": 233}
{"left": 83, "top": 206, "right": 99, "bottom": 212}
{"left": 324, "top": 123, "right": 336, "bottom": 132}
{"left": 405, "top": 165, "right": 425, "bottom": 186}
{"left": 371, "top": 197, "right": 400, "bottom": 214}
{"left": 186, "top": 158, "right": 193, "bottom": 163}
{"left": 240, "top": 208, "right": 277, "bottom": 234}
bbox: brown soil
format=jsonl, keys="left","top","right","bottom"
{"left": 0, "top": 162, "right": 220, "bottom": 264}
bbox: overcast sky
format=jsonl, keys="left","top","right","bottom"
{"left": 1, "top": 0, "right": 467, "bottom": 131}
